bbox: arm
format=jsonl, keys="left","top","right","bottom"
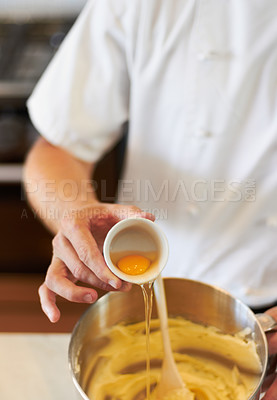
{"left": 23, "top": 138, "right": 154, "bottom": 322}
{"left": 24, "top": 137, "right": 95, "bottom": 234}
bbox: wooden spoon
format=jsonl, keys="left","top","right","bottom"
{"left": 154, "top": 276, "right": 193, "bottom": 400}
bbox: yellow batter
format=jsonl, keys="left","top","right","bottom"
{"left": 84, "top": 318, "right": 262, "bottom": 400}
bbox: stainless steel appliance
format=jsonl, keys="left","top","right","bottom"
{"left": 0, "top": 17, "right": 127, "bottom": 273}
{"left": 0, "top": 19, "right": 74, "bottom": 172}
{"left": 0, "top": 18, "right": 74, "bottom": 272}
{"left": 69, "top": 278, "right": 269, "bottom": 400}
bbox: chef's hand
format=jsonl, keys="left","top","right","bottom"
{"left": 38, "top": 201, "right": 155, "bottom": 323}
{"left": 262, "top": 307, "right": 277, "bottom": 400}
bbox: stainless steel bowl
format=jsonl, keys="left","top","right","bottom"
{"left": 69, "top": 278, "right": 268, "bottom": 400}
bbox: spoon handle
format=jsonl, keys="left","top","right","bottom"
{"left": 154, "top": 275, "right": 173, "bottom": 358}
{"left": 154, "top": 275, "right": 185, "bottom": 394}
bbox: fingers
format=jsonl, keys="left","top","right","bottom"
{"left": 38, "top": 203, "right": 153, "bottom": 323}
{"left": 52, "top": 233, "right": 119, "bottom": 291}
{"left": 62, "top": 225, "right": 122, "bottom": 289}
{"left": 45, "top": 257, "right": 99, "bottom": 304}
{"left": 266, "top": 332, "right": 277, "bottom": 356}
{"left": 266, "top": 307, "right": 277, "bottom": 320}
{"left": 38, "top": 282, "right": 60, "bottom": 323}
{"left": 59, "top": 204, "right": 155, "bottom": 287}
{"left": 39, "top": 254, "right": 132, "bottom": 323}
{"left": 39, "top": 257, "right": 98, "bottom": 323}
{"left": 266, "top": 308, "right": 277, "bottom": 355}
{"left": 262, "top": 308, "right": 277, "bottom": 399}
{"left": 111, "top": 204, "right": 156, "bottom": 222}
{"left": 262, "top": 375, "right": 277, "bottom": 400}
{"left": 139, "top": 211, "right": 156, "bottom": 222}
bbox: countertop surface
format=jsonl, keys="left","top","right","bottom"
{"left": 0, "top": 333, "right": 80, "bottom": 400}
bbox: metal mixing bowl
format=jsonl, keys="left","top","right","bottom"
{"left": 69, "top": 278, "right": 268, "bottom": 400}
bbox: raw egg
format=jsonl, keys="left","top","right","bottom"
{"left": 117, "top": 255, "right": 151, "bottom": 275}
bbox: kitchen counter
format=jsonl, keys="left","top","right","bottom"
{"left": 0, "top": 333, "right": 80, "bottom": 400}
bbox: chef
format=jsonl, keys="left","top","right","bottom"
{"left": 24, "top": 1, "right": 277, "bottom": 397}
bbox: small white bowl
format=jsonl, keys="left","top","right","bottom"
{"left": 103, "top": 218, "right": 169, "bottom": 284}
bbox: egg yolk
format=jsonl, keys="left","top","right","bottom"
{"left": 117, "top": 255, "right": 151, "bottom": 275}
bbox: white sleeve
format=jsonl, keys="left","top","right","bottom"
{"left": 27, "top": 0, "right": 130, "bottom": 162}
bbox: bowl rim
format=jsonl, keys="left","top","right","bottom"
{"left": 68, "top": 277, "right": 268, "bottom": 400}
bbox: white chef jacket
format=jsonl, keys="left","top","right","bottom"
{"left": 27, "top": 0, "right": 277, "bottom": 308}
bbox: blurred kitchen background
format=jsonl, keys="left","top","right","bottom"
{"left": 0, "top": 0, "right": 126, "bottom": 333}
